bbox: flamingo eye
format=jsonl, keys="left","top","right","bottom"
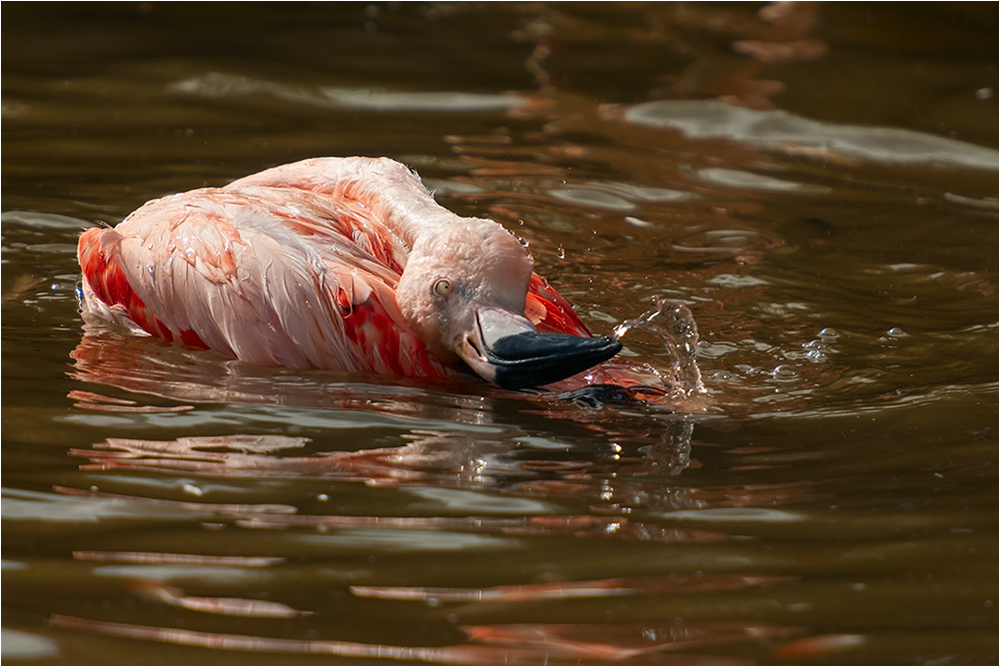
{"left": 433, "top": 279, "right": 452, "bottom": 298}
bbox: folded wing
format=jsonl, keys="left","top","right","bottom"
{"left": 79, "top": 187, "right": 449, "bottom": 378}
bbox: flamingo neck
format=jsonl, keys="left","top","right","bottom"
{"left": 225, "top": 156, "right": 465, "bottom": 253}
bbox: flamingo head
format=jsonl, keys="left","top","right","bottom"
{"left": 396, "top": 220, "right": 621, "bottom": 390}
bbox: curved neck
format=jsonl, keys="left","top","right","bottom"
{"left": 225, "top": 156, "right": 466, "bottom": 251}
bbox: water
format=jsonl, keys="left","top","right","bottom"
{"left": 3, "top": 4, "right": 997, "bottom": 664}
{"left": 612, "top": 296, "right": 705, "bottom": 396}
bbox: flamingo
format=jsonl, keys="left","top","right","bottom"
{"left": 77, "top": 157, "right": 622, "bottom": 390}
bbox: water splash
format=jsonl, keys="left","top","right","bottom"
{"left": 613, "top": 297, "right": 705, "bottom": 396}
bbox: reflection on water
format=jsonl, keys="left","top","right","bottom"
{"left": 3, "top": 2, "right": 997, "bottom": 665}
{"left": 172, "top": 72, "right": 530, "bottom": 113}
{"left": 624, "top": 100, "right": 999, "bottom": 169}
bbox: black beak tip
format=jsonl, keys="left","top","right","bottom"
{"left": 488, "top": 333, "right": 622, "bottom": 390}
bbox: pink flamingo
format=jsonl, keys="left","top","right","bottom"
{"left": 78, "top": 157, "right": 621, "bottom": 390}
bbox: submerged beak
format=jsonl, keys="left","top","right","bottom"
{"left": 459, "top": 308, "right": 622, "bottom": 390}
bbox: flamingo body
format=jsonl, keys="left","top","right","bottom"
{"left": 78, "top": 158, "right": 617, "bottom": 389}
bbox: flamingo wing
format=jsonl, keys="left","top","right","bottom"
{"left": 78, "top": 187, "right": 449, "bottom": 378}
{"left": 525, "top": 273, "right": 593, "bottom": 338}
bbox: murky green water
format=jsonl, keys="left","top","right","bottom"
{"left": 3, "top": 4, "right": 997, "bottom": 664}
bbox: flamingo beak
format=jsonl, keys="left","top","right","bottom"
{"left": 486, "top": 331, "right": 623, "bottom": 390}
{"left": 460, "top": 308, "right": 622, "bottom": 390}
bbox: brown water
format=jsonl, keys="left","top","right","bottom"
{"left": 3, "top": 4, "right": 997, "bottom": 664}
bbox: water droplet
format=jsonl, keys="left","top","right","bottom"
{"left": 771, "top": 364, "right": 797, "bottom": 379}
{"left": 317, "top": 494, "right": 328, "bottom": 502}
{"left": 818, "top": 327, "right": 838, "bottom": 339}
{"left": 710, "top": 369, "right": 738, "bottom": 382}
{"left": 805, "top": 349, "right": 827, "bottom": 363}
{"left": 517, "top": 236, "right": 529, "bottom": 249}
{"left": 887, "top": 327, "right": 906, "bottom": 338}
{"left": 556, "top": 245, "right": 565, "bottom": 259}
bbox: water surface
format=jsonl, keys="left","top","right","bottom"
{"left": 3, "top": 4, "right": 997, "bottom": 664}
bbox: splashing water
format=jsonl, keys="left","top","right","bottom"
{"left": 613, "top": 296, "right": 705, "bottom": 396}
